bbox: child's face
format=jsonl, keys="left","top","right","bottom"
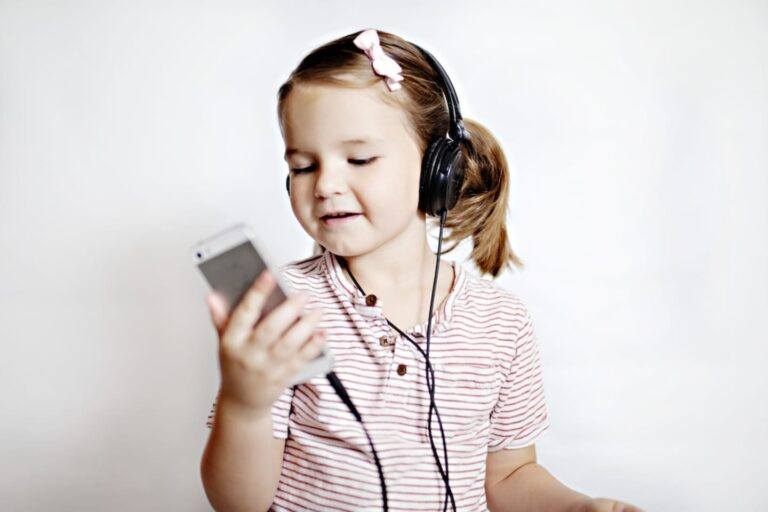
{"left": 281, "top": 83, "right": 425, "bottom": 255}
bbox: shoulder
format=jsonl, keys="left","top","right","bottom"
{"left": 457, "top": 270, "right": 538, "bottom": 362}
{"left": 459, "top": 271, "right": 533, "bottom": 331}
{"left": 276, "top": 253, "right": 326, "bottom": 295}
{"left": 278, "top": 253, "right": 324, "bottom": 275}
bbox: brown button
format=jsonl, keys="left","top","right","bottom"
{"left": 396, "top": 363, "right": 407, "bottom": 376}
{"left": 365, "top": 294, "right": 378, "bottom": 306}
{"left": 379, "top": 336, "right": 389, "bottom": 346}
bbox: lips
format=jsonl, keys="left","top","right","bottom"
{"left": 320, "top": 212, "right": 360, "bottom": 220}
{"left": 320, "top": 212, "right": 362, "bottom": 227}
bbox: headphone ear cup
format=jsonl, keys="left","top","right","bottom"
{"left": 420, "top": 138, "right": 467, "bottom": 216}
{"left": 420, "top": 138, "right": 447, "bottom": 216}
{"left": 440, "top": 141, "right": 466, "bottom": 211}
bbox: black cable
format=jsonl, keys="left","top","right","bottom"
{"left": 325, "top": 372, "right": 388, "bottom": 512}
{"left": 341, "top": 209, "right": 457, "bottom": 512}
{"left": 427, "top": 210, "right": 457, "bottom": 512}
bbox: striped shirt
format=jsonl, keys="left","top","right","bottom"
{"left": 206, "top": 249, "right": 550, "bottom": 511}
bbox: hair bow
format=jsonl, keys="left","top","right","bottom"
{"left": 353, "top": 29, "right": 404, "bottom": 92}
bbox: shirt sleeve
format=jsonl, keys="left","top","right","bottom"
{"left": 487, "top": 301, "right": 550, "bottom": 451}
{"left": 205, "top": 386, "right": 295, "bottom": 439}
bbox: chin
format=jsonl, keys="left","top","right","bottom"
{"left": 317, "top": 240, "right": 361, "bottom": 257}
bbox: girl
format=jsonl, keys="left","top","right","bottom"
{"left": 201, "top": 28, "right": 645, "bottom": 512}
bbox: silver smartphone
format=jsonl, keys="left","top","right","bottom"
{"left": 191, "top": 222, "right": 334, "bottom": 387}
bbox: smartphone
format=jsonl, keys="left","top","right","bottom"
{"left": 191, "top": 222, "right": 334, "bottom": 387}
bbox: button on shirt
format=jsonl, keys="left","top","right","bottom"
{"left": 206, "top": 250, "right": 550, "bottom": 511}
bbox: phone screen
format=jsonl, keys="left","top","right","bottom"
{"left": 197, "top": 239, "right": 287, "bottom": 321}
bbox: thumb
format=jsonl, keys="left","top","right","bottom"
{"left": 206, "top": 292, "right": 229, "bottom": 332}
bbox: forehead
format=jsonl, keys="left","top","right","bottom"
{"left": 281, "top": 83, "right": 410, "bottom": 155}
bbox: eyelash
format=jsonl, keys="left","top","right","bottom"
{"left": 290, "top": 157, "right": 378, "bottom": 174}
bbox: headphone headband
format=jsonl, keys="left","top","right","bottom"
{"left": 410, "top": 43, "right": 470, "bottom": 143}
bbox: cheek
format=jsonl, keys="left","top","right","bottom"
{"left": 362, "top": 187, "right": 419, "bottom": 225}
{"left": 289, "top": 193, "right": 315, "bottom": 226}
{"left": 365, "top": 162, "right": 420, "bottom": 212}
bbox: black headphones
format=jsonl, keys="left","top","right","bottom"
{"left": 286, "top": 41, "right": 469, "bottom": 512}
{"left": 285, "top": 43, "right": 470, "bottom": 219}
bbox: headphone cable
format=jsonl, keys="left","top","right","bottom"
{"left": 341, "top": 209, "right": 457, "bottom": 512}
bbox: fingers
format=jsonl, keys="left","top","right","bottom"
{"left": 295, "top": 330, "right": 327, "bottom": 363}
{"left": 247, "top": 291, "right": 311, "bottom": 351}
{"left": 270, "top": 331, "right": 327, "bottom": 383}
{"left": 206, "top": 292, "right": 228, "bottom": 335}
{"left": 267, "top": 308, "right": 324, "bottom": 360}
{"left": 221, "top": 270, "right": 277, "bottom": 347}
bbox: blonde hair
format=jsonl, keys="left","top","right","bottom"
{"left": 277, "top": 29, "right": 524, "bottom": 278}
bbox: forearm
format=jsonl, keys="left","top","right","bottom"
{"left": 200, "top": 397, "right": 281, "bottom": 512}
{"left": 486, "top": 462, "right": 590, "bottom": 512}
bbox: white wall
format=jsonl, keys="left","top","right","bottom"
{"left": 1, "top": 1, "right": 765, "bottom": 510}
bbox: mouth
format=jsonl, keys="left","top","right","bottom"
{"left": 320, "top": 212, "right": 362, "bottom": 227}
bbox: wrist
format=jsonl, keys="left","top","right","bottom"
{"left": 217, "top": 393, "right": 272, "bottom": 424}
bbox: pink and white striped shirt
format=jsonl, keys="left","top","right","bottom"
{"left": 206, "top": 249, "right": 550, "bottom": 511}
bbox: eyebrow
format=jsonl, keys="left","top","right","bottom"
{"left": 284, "top": 138, "right": 384, "bottom": 159}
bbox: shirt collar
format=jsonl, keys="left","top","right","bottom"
{"left": 321, "top": 249, "right": 466, "bottom": 336}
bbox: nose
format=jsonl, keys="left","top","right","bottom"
{"left": 313, "top": 162, "right": 350, "bottom": 199}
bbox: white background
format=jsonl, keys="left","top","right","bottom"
{"left": 1, "top": 1, "right": 766, "bottom": 510}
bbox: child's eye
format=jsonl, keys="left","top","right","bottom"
{"left": 290, "top": 157, "right": 377, "bottom": 174}
{"left": 350, "top": 157, "right": 378, "bottom": 166}
{"left": 290, "top": 165, "right": 316, "bottom": 174}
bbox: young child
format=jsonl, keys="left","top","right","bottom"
{"left": 201, "top": 28, "right": 645, "bottom": 512}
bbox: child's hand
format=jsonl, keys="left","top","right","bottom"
{"left": 572, "top": 497, "right": 647, "bottom": 512}
{"left": 205, "top": 269, "right": 326, "bottom": 420}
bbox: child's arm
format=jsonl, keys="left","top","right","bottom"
{"left": 484, "top": 301, "right": 645, "bottom": 511}
{"left": 485, "top": 444, "right": 589, "bottom": 511}
{"left": 200, "top": 396, "right": 285, "bottom": 512}
{"left": 485, "top": 445, "right": 647, "bottom": 512}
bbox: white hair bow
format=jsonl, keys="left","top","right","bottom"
{"left": 353, "top": 29, "right": 404, "bottom": 92}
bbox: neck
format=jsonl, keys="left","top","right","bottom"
{"left": 336, "top": 218, "right": 445, "bottom": 295}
